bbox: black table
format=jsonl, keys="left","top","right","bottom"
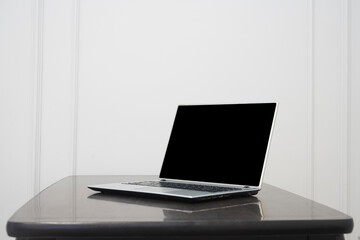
{"left": 7, "top": 176, "right": 353, "bottom": 240}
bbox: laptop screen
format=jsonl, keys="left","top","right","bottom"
{"left": 159, "top": 103, "right": 277, "bottom": 187}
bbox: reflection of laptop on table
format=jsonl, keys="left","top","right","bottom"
{"left": 88, "top": 103, "right": 278, "bottom": 201}
{"left": 89, "top": 193, "right": 263, "bottom": 219}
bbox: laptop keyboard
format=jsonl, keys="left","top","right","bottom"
{"left": 125, "top": 181, "right": 242, "bottom": 193}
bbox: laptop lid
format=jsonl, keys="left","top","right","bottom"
{"left": 159, "top": 103, "right": 278, "bottom": 189}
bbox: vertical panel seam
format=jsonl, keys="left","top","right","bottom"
{"left": 346, "top": 0, "right": 352, "bottom": 218}
{"left": 72, "top": 0, "right": 80, "bottom": 177}
{"left": 345, "top": 0, "right": 351, "bottom": 215}
{"left": 33, "top": 0, "right": 44, "bottom": 196}
{"left": 307, "top": 0, "right": 315, "bottom": 201}
{"left": 30, "top": 0, "right": 36, "bottom": 200}
{"left": 339, "top": 0, "right": 350, "bottom": 214}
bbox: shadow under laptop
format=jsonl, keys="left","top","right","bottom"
{"left": 88, "top": 193, "right": 263, "bottom": 221}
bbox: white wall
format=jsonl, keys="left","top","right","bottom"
{"left": 0, "top": 0, "right": 37, "bottom": 239}
{"left": 0, "top": 0, "right": 359, "bottom": 239}
{"left": 349, "top": 0, "right": 360, "bottom": 239}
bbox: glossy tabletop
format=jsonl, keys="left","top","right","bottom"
{"left": 7, "top": 176, "right": 353, "bottom": 240}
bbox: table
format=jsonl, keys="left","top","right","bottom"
{"left": 7, "top": 175, "right": 353, "bottom": 240}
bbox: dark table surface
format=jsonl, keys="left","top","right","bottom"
{"left": 7, "top": 175, "right": 353, "bottom": 240}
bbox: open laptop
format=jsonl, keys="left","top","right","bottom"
{"left": 88, "top": 103, "right": 278, "bottom": 201}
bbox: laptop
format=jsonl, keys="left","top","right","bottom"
{"left": 88, "top": 103, "right": 278, "bottom": 201}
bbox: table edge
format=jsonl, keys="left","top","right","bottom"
{"left": 7, "top": 217, "right": 354, "bottom": 238}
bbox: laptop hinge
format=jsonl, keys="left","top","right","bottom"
{"left": 159, "top": 178, "right": 253, "bottom": 189}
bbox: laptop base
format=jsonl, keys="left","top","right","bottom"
{"left": 88, "top": 185, "right": 258, "bottom": 202}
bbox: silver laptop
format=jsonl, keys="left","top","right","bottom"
{"left": 88, "top": 103, "right": 278, "bottom": 201}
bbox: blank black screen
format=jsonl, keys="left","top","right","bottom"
{"left": 159, "top": 103, "right": 277, "bottom": 187}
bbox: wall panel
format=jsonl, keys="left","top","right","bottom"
{"left": 40, "top": 0, "right": 76, "bottom": 191}
{"left": 313, "top": 0, "right": 348, "bottom": 212}
{"left": 0, "top": 1, "right": 37, "bottom": 240}
{"left": 349, "top": 0, "right": 360, "bottom": 239}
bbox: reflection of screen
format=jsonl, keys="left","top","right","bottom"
{"left": 162, "top": 200, "right": 263, "bottom": 221}
{"left": 160, "top": 103, "right": 276, "bottom": 187}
